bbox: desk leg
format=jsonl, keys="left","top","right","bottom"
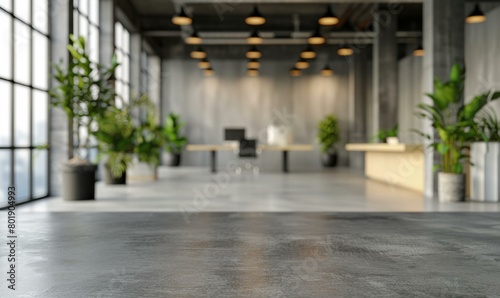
{"left": 283, "top": 150, "right": 289, "bottom": 173}
{"left": 210, "top": 150, "right": 217, "bottom": 173}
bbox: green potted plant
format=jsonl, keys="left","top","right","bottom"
{"left": 371, "top": 124, "right": 399, "bottom": 144}
{"left": 94, "top": 106, "right": 135, "bottom": 184}
{"left": 163, "top": 113, "right": 188, "bottom": 167}
{"left": 470, "top": 107, "right": 500, "bottom": 202}
{"left": 317, "top": 115, "right": 341, "bottom": 167}
{"left": 414, "top": 64, "right": 500, "bottom": 202}
{"left": 50, "top": 35, "right": 117, "bottom": 200}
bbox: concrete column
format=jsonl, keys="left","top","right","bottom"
{"left": 49, "top": 0, "right": 73, "bottom": 196}
{"left": 422, "top": 0, "right": 465, "bottom": 198}
{"left": 130, "top": 33, "right": 141, "bottom": 94}
{"left": 372, "top": 9, "right": 398, "bottom": 131}
{"left": 99, "top": 0, "right": 115, "bottom": 67}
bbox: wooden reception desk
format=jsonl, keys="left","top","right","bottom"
{"left": 345, "top": 143, "right": 425, "bottom": 193}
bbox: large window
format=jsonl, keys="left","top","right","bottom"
{"left": 73, "top": 0, "right": 99, "bottom": 62}
{"left": 0, "top": 0, "right": 50, "bottom": 206}
{"left": 115, "top": 22, "right": 130, "bottom": 106}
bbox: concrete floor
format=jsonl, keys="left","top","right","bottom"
{"left": 20, "top": 167, "right": 500, "bottom": 212}
{"left": 1, "top": 212, "right": 499, "bottom": 297}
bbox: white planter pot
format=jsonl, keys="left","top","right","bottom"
{"left": 438, "top": 172, "right": 465, "bottom": 202}
{"left": 386, "top": 137, "right": 399, "bottom": 145}
{"left": 470, "top": 142, "right": 500, "bottom": 202}
{"left": 127, "top": 161, "right": 158, "bottom": 183}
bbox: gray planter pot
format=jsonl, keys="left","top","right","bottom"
{"left": 127, "top": 161, "right": 158, "bottom": 183}
{"left": 61, "top": 163, "right": 97, "bottom": 201}
{"left": 103, "top": 166, "right": 127, "bottom": 185}
{"left": 438, "top": 172, "right": 465, "bottom": 202}
{"left": 470, "top": 142, "right": 500, "bottom": 202}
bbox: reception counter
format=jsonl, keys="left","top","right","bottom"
{"left": 346, "top": 143, "right": 424, "bottom": 193}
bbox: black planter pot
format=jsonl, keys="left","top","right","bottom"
{"left": 103, "top": 166, "right": 127, "bottom": 185}
{"left": 322, "top": 152, "right": 338, "bottom": 167}
{"left": 61, "top": 163, "right": 97, "bottom": 201}
{"left": 165, "top": 153, "right": 182, "bottom": 167}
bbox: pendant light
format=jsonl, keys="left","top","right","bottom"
{"left": 308, "top": 27, "right": 325, "bottom": 45}
{"left": 186, "top": 29, "right": 202, "bottom": 44}
{"left": 466, "top": 4, "right": 486, "bottom": 24}
{"left": 245, "top": 6, "right": 266, "bottom": 26}
{"left": 247, "top": 30, "right": 263, "bottom": 44}
{"left": 204, "top": 67, "right": 214, "bottom": 76}
{"left": 318, "top": 6, "right": 339, "bottom": 26}
{"left": 247, "top": 68, "right": 259, "bottom": 76}
{"left": 290, "top": 67, "right": 301, "bottom": 77}
{"left": 190, "top": 46, "right": 207, "bottom": 59}
{"left": 198, "top": 58, "right": 211, "bottom": 69}
{"left": 300, "top": 45, "right": 317, "bottom": 59}
{"left": 320, "top": 65, "right": 333, "bottom": 76}
{"left": 172, "top": 6, "right": 192, "bottom": 26}
{"left": 413, "top": 45, "right": 424, "bottom": 57}
{"left": 295, "top": 58, "right": 310, "bottom": 69}
{"left": 246, "top": 46, "right": 262, "bottom": 59}
{"left": 337, "top": 45, "right": 353, "bottom": 56}
{"left": 247, "top": 59, "right": 260, "bottom": 69}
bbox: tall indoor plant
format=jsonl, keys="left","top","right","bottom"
{"left": 163, "top": 113, "right": 188, "bottom": 167}
{"left": 415, "top": 64, "right": 500, "bottom": 202}
{"left": 317, "top": 114, "right": 341, "bottom": 167}
{"left": 50, "top": 35, "right": 117, "bottom": 200}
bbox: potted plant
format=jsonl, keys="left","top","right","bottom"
{"left": 94, "top": 106, "right": 135, "bottom": 184}
{"left": 163, "top": 113, "right": 188, "bottom": 167}
{"left": 50, "top": 35, "right": 117, "bottom": 200}
{"left": 470, "top": 107, "right": 500, "bottom": 202}
{"left": 371, "top": 124, "right": 399, "bottom": 144}
{"left": 317, "top": 115, "right": 340, "bottom": 167}
{"left": 414, "top": 64, "right": 500, "bottom": 202}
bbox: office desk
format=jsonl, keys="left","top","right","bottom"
{"left": 186, "top": 144, "right": 314, "bottom": 173}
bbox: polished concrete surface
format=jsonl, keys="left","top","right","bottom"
{"left": 1, "top": 212, "right": 499, "bottom": 297}
{"left": 20, "top": 167, "right": 500, "bottom": 212}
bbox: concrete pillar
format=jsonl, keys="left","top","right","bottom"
{"left": 49, "top": 0, "right": 73, "bottom": 196}
{"left": 422, "top": 0, "right": 465, "bottom": 198}
{"left": 130, "top": 33, "right": 141, "bottom": 94}
{"left": 99, "top": 0, "right": 115, "bottom": 67}
{"left": 372, "top": 9, "right": 398, "bottom": 131}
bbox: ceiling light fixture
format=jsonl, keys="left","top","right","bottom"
{"left": 204, "top": 67, "right": 214, "bottom": 76}
{"left": 337, "top": 45, "right": 353, "bottom": 56}
{"left": 247, "top": 59, "right": 260, "bottom": 69}
{"left": 466, "top": 3, "right": 486, "bottom": 24}
{"left": 413, "top": 45, "right": 424, "bottom": 57}
{"left": 198, "top": 58, "right": 211, "bottom": 69}
{"left": 185, "top": 29, "right": 202, "bottom": 44}
{"left": 247, "top": 30, "right": 263, "bottom": 44}
{"left": 295, "top": 58, "right": 310, "bottom": 69}
{"left": 190, "top": 46, "right": 207, "bottom": 59}
{"left": 300, "top": 45, "right": 317, "bottom": 59}
{"left": 308, "top": 27, "right": 325, "bottom": 45}
{"left": 318, "top": 6, "right": 339, "bottom": 26}
{"left": 172, "top": 6, "right": 192, "bottom": 26}
{"left": 247, "top": 68, "right": 259, "bottom": 76}
{"left": 246, "top": 46, "right": 262, "bottom": 59}
{"left": 320, "top": 65, "right": 333, "bottom": 76}
{"left": 245, "top": 6, "right": 266, "bottom": 26}
{"left": 290, "top": 67, "right": 302, "bottom": 77}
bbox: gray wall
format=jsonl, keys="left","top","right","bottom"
{"left": 162, "top": 58, "right": 351, "bottom": 171}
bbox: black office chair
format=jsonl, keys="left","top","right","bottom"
{"left": 235, "top": 138, "right": 260, "bottom": 175}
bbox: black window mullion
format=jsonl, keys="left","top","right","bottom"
{"left": 29, "top": 0, "right": 34, "bottom": 199}
{"left": 9, "top": 0, "right": 14, "bottom": 189}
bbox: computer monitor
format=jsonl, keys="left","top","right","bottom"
{"left": 224, "top": 128, "right": 245, "bottom": 141}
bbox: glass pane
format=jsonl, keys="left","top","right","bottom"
{"left": 14, "top": 85, "right": 30, "bottom": 146}
{"left": 33, "top": 0, "right": 49, "bottom": 34}
{"left": 14, "top": 0, "right": 31, "bottom": 24}
{"left": 115, "top": 22, "right": 122, "bottom": 48}
{"left": 33, "top": 32, "right": 49, "bottom": 90}
{"left": 123, "top": 84, "right": 129, "bottom": 104}
{"left": 79, "top": 15, "right": 88, "bottom": 39}
{"left": 33, "top": 149, "right": 48, "bottom": 198}
{"left": 0, "top": 0, "right": 11, "bottom": 12}
{"left": 123, "top": 30, "right": 130, "bottom": 54}
{"left": 0, "top": 11, "right": 12, "bottom": 79}
{"left": 89, "top": 25, "right": 99, "bottom": 63}
{"left": 32, "top": 90, "right": 48, "bottom": 146}
{"left": 14, "top": 20, "right": 31, "bottom": 85}
{"left": 14, "top": 149, "right": 30, "bottom": 202}
{"left": 115, "top": 51, "right": 122, "bottom": 80}
{"left": 123, "top": 54, "right": 130, "bottom": 83}
{"left": 0, "top": 81, "right": 11, "bottom": 146}
{"left": 0, "top": 150, "right": 11, "bottom": 206}
{"left": 89, "top": 0, "right": 98, "bottom": 24}
{"left": 80, "top": 0, "right": 88, "bottom": 15}
{"left": 73, "top": 10, "right": 79, "bottom": 35}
